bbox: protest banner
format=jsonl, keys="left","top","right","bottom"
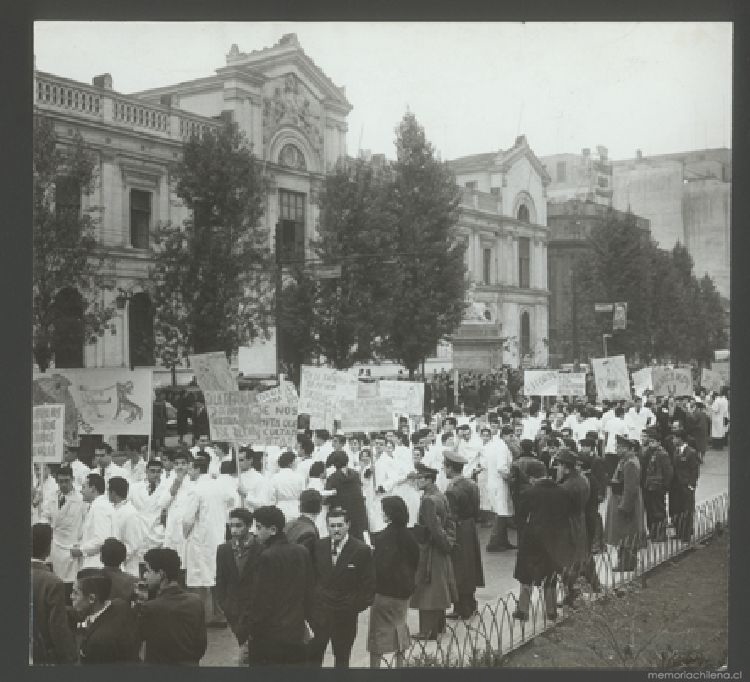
{"left": 651, "top": 366, "right": 694, "bottom": 397}
{"left": 298, "top": 365, "right": 358, "bottom": 415}
{"left": 257, "top": 380, "right": 298, "bottom": 405}
{"left": 701, "top": 368, "right": 723, "bottom": 393}
{"left": 255, "top": 400, "right": 299, "bottom": 448}
{"left": 189, "top": 351, "right": 237, "bottom": 392}
{"left": 238, "top": 327, "right": 277, "bottom": 377}
{"left": 50, "top": 368, "right": 153, "bottom": 436}
{"left": 523, "top": 370, "right": 559, "bottom": 396}
{"left": 557, "top": 372, "right": 587, "bottom": 397}
{"left": 33, "top": 404, "right": 65, "bottom": 463}
{"left": 378, "top": 380, "right": 424, "bottom": 415}
{"left": 339, "top": 397, "right": 396, "bottom": 433}
{"left": 33, "top": 374, "right": 80, "bottom": 443}
{"left": 357, "top": 381, "right": 379, "bottom": 399}
{"left": 631, "top": 368, "right": 653, "bottom": 397}
{"left": 711, "top": 361, "right": 730, "bottom": 388}
{"left": 592, "top": 355, "right": 630, "bottom": 401}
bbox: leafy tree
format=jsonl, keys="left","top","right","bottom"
{"left": 149, "top": 124, "right": 273, "bottom": 365}
{"left": 277, "top": 265, "right": 318, "bottom": 384}
{"left": 32, "top": 114, "right": 114, "bottom": 372}
{"left": 380, "top": 112, "right": 467, "bottom": 377}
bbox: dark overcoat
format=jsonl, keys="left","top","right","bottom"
{"left": 324, "top": 468, "right": 369, "bottom": 539}
{"left": 445, "top": 476, "right": 485, "bottom": 594}
{"left": 604, "top": 455, "right": 647, "bottom": 548}
{"left": 559, "top": 471, "right": 590, "bottom": 565}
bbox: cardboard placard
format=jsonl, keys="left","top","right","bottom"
{"left": 651, "top": 366, "right": 694, "bottom": 397}
{"left": 523, "top": 370, "right": 559, "bottom": 396}
{"left": 238, "top": 327, "right": 277, "bottom": 377}
{"left": 701, "top": 368, "right": 723, "bottom": 393}
{"left": 338, "top": 397, "right": 396, "bottom": 433}
{"left": 189, "top": 351, "right": 236, "bottom": 392}
{"left": 33, "top": 404, "right": 65, "bottom": 463}
{"left": 557, "top": 372, "right": 587, "bottom": 397}
{"left": 299, "top": 366, "right": 358, "bottom": 415}
{"left": 592, "top": 355, "right": 631, "bottom": 401}
{"left": 631, "top": 368, "right": 653, "bottom": 397}
{"left": 378, "top": 380, "right": 424, "bottom": 415}
{"left": 711, "top": 361, "right": 730, "bottom": 388}
{"left": 49, "top": 368, "right": 153, "bottom": 436}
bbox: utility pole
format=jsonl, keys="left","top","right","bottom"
{"left": 570, "top": 270, "right": 579, "bottom": 363}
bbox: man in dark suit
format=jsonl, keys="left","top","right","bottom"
{"left": 307, "top": 507, "right": 376, "bottom": 668}
{"left": 669, "top": 429, "right": 701, "bottom": 542}
{"left": 284, "top": 489, "right": 322, "bottom": 555}
{"left": 243, "top": 505, "right": 314, "bottom": 666}
{"left": 72, "top": 568, "right": 140, "bottom": 663}
{"left": 192, "top": 399, "right": 210, "bottom": 443}
{"left": 137, "top": 548, "right": 207, "bottom": 665}
{"left": 101, "top": 538, "right": 139, "bottom": 602}
{"left": 31, "top": 523, "right": 78, "bottom": 664}
{"left": 215, "top": 508, "right": 262, "bottom": 664}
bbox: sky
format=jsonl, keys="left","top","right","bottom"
{"left": 33, "top": 21, "right": 732, "bottom": 162}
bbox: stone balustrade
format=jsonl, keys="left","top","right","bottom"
{"left": 34, "top": 71, "right": 222, "bottom": 142}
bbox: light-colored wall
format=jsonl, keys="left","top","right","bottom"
{"left": 503, "top": 156, "right": 547, "bottom": 225}
{"left": 175, "top": 90, "right": 226, "bottom": 119}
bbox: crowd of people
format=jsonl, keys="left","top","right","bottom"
{"left": 31, "top": 382, "right": 729, "bottom": 667}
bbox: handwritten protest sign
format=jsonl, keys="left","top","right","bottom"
{"left": 523, "top": 370, "right": 559, "bottom": 396}
{"left": 711, "top": 361, "right": 730, "bottom": 388}
{"left": 204, "top": 391, "right": 298, "bottom": 447}
{"left": 52, "top": 368, "right": 152, "bottom": 436}
{"left": 189, "top": 352, "right": 236, "bottom": 392}
{"left": 299, "top": 366, "right": 358, "bottom": 432}
{"left": 378, "top": 381, "right": 424, "bottom": 415}
{"left": 592, "top": 355, "right": 630, "bottom": 401}
{"left": 651, "top": 366, "right": 693, "bottom": 397}
{"left": 557, "top": 372, "right": 587, "bottom": 397}
{"left": 701, "top": 368, "right": 723, "bottom": 393}
{"left": 631, "top": 368, "right": 653, "bottom": 397}
{"left": 238, "top": 327, "right": 277, "bottom": 377}
{"left": 33, "top": 404, "right": 65, "bottom": 463}
{"left": 257, "top": 380, "right": 298, "bottom": 405}
{"left": 357, "top": 381, "right": 379, "bottom": 399}
{"left": 339, "top": 397, "right": 395, "bottom": 433}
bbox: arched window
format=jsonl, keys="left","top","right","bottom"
{"left": 278, "top": 143, "right": 307, "bottom": 170}
{"left": 520, "top": 311, "right": 531, "bottom": 357}
{"left": 517, "top": 204, "right": 530, "bottom": 222}
{"left": 129, "top": 292, "right": 154, "bottom": 368}
{"left": 52, "top": 288, "right": 84, "bottom": 368}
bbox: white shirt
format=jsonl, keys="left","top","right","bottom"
{"left": 130, "top": 479, "right": 171, "bottom": 554}
{"left": 80, "top": 494, "right": 115, "bottom": 568}
{"left": 189, "top": 446, "right": 221, "bottom": 477}
{"left": 313, "top": 440, "right": 334, "bottom": 464}
{"left": 605, "top": 417, "right": 630, "bottom": 454}
{"left": 239, "top": 469, "right": 274, "bottom": 511}
{"left": 122, "top": 458, "right": 147, "bottom": 485}
{"left": 162, "top": 476, "right": 195, "bottom": 565}
{"left": 521, "top": 415, "right": 543, "bottom": 442}
{"left": 625, "top": 406, "right": 655, "bottom": 440}
{"left": 91, "top": 462, "right": 129, "bottom": 483}
{"left": 111, "top": 499, "right": 145, "bottom": 576}
{"left": 330, "top": 533, "right": 350, "bottom": 565}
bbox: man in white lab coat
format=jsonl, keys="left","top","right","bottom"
{"left": 91, "top": 444, "right": 129, "bottom": 483}
{"left": 481, "top": 427, "right": 515, "bottom": 552}
{"left": 624, "top": 397, "right": 655, "bottom": 441}
{"left": 190, "top": 435, "right": 222, "bottom": 477}
{"left": 269, "top": 451, "right": 305, "bottom": 521}
{"left": 130, "top": 459, "right": 171, "bottom": 562}
{"left": 71, "top": 473, "right": 114, "bottom": 569}
{"left": 41, "top": 465, "right": 85, "bottom": 597}
{"left": 238, "top": 448, "right": 274, "bottom": 512}
{"left": 162, "top": 449, "right": 195, "bottom": 583}
{"left": 108, "top": 476, "right": 146, "bottom": 577}
{"left": 182, "top": 454, "right": 236, "bottom": 624}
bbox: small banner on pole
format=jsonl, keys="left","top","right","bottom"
{"left": 612, "top": 302, "right": 628, "bottom": 330}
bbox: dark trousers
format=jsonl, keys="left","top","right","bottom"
{"left": 643, "top": 488, "right": 668, "bottom": 540}
{"left": 418, "top": 610, "right": 445, "bottom": 639}
{"left": 670, "top": 485, "right": 695, "bottom": 542}
{"left": 249, "top": 638, "right": 307, "bottom": 666}
{"left": 454, "top": 592, "right": 477, "bottom": 618}
{"left": 585, "top": 508, "right": 604, "bottom": 552}
{"left": 63, "top": 582, "right": 74, "bottom": 606}
{"left": 308, "top": 609, "right": 358, "bottom": 668}
{"left": 617, "top": 542, "right": 638, "bottom": 571}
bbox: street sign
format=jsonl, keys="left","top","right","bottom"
{"left": 305, "top": 263, "right": 342, "bottom": 279}
{"left": 594, "top": 303, "right": 614, "bottom": 313}
{"left": 613, "top": 302, "right": 628, "bottom": 330}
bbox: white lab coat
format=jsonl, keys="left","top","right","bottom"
{"left": 69, "top": 459, "right": 92, "bottom": 492}
{"left": 483, "top": 439, "right": 514, "bottom": 517}
{"left": 270, "top": 468, "right": 305, "bottom": 522}
{"left": 391, "top": 446, "right": 420, "bottom": 528}
{"left": 79, "top": 494, "right": 114, "bottom": 569}
{"left": 162, "top": 477, "right": 195, "bottom": 566}
{"left": 189, "top": 446, "right": 221, "bottom": 477}
{"left": 239, "top": 469, "right": 274, "bottom": 512}
{"left": 93, "top": 462, "right": 130, "bottom": 483}
{"left": 709, "top": 395, "right": 729, "bottom": 439}
{"left": 604, "top": 417, "right": 629, "bottom": 454}
{"left": 122, "top": 458, "right": 147, "bottom": 485}
{"left": 624, "top": 408, "right": 654, "bottom": 440}
{"left": 183, "top": 475, "right": 236, "bottom": 587}
{"left": 130, "top": 479, "right": 171, "bottom": 556}
{"left": 112, "top": 499, "right": 146, "bottom": 576}
{"left": 369, "top": 453, "right": 400, "bottom": 532}
{"left": 521, "top": 415, "right": 544, "bottom": 442}
{"left": 41, "top": 489, "right": 85, "bottom": 582}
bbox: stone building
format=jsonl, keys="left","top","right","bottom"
{"left": 33, "top": 34, "right": 351, "bottom": 371}
{"left": 447, "top": 135, "right": 551, "bottom": 370}
{"left": 546, "top": 200, "right": 651, "bottom": 367}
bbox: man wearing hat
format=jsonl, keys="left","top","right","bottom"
{"left": 639, "top": 427, "right": 673, "bottom": 541}
{"left": 578, "top": 438, "right": 606, "bottom": 554}
{"left": 604, "top": 436, "right": 647, "bottom": 572}
{"left": 410, "top": 463, "right": 457, "bottom": 640}
{"left": 669, "top": 429, "right": 700, "bottom": 543}
{"left": 685, "top": 399, "right": 709, "bottom": 463}
{"left": 444, "top": 449, "right": 484, "bottom": 620}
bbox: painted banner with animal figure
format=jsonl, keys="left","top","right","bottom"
{"left": 591, "top": 355, "right": 631, "bottom": 401}
{"left": 39, "top": 369, "right": 153, "bottom": 436}
{"left": 33, "top": 404, "right": 65, "bottom": 463}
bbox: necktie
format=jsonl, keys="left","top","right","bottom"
{"left": 331, "top": 539, "right": 340, "bottom": 564}
{"left": 58, "top": 495, "right": 66, "bottom": 509}
{"left": 148, "top": 482, "right": 156, "bottom": 495}
{"left": 100, "top": 467, "right": 105, "bottom": 478}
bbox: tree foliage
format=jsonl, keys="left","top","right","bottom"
{"left": 32, "top": 114, "right": 114, "bottom": 372}
{"left": 571, "top": 210, "right": 727, "bottom": 364}
{"left": 148, "top": 124, "right": 273, "bottom": 366}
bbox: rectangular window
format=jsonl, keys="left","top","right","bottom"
{"left": 278, "top": 190, "right": 305, "bottom": 261}
{"left": 55, "top": 176, "right": 81, "bottom": 222}
{"left": 483, "top": 248, "right": 492, "bottom": 285}
{"left": 518, "top": 237, "right": 531, "bottom": 289}
{"left": 130, "top": 189, "right": 151, "bottom": 249}
{"left": 464, "top": 181, "right": 477, "bottom": 191}
{"left": 556, "top": 161, "right": 567, "bottom": 182}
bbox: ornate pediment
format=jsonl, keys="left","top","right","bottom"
{"left": 262, "top": 73, "right": 324, "bottom": 162}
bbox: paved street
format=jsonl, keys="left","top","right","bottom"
{"left": 200, "top": 447, "right": 729, "bottom": 667}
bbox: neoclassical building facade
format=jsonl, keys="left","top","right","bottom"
{"left": 448, "top": 135, "right": 551, "bottom": 370}
{"left": 34, "top": 34, "right": 351, "bottom": 371}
